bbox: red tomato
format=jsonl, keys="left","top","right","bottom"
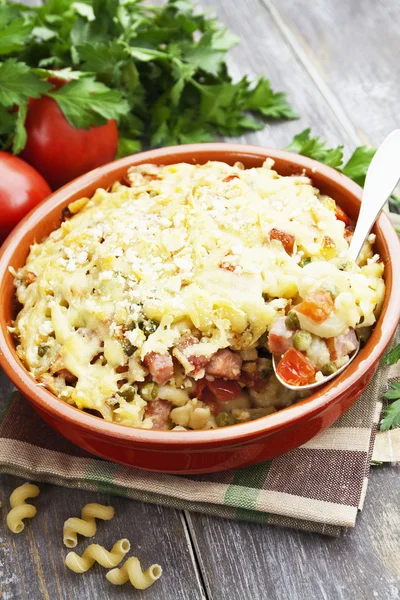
{"left": 195, "top": 378, "right": 208, "bottom": 398}
{"left": 269, "top": 228, "right": 295, "bottom": 254}
{"left": 21, "top": 85, "right": 118, "bottom": 189}
{"left": 334, "top": 203, "right": 351, "bottom": 225}
{"left": 276, "top": 348, "right": 315, "bottom": 386}
{"left": 208, "top": 379, "right": 242, "bottom": 402}
{"left": 0, "top": 152, "right": 51, "bottom": 244}
{"left": 201, "top": 387, "right": 220, "bottom": 415}
{"left": 296, "top": 290, "right": 334, "bottom": 323}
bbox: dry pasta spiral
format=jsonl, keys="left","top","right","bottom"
{"left": 106, "top": 557, "right": 162, "bottom": 590}
{"left": 6, "top": 483, "right": 40, "bottom": 534}
{"left": 66, "top": 538, "right": 130, "bottom": 573}
{"left": 63, "top": 503, "right": 115, "bottom": 548}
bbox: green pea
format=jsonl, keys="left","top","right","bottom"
{"left": 321, "top": 362, "right": 338, "bottom": 376}
{"left": 38, "top": 344, "right": 50, "bottom": 357}
{"left": 139, "top": 319, "right": 158, "bottom": 336}
{"left": 123, "top": 340, "right": 136, "bottom": 357}
{"left": 119, "top": 387, "right": 135, "bottom": 402}
{"left": 292, "top": 330, "right": 312, "bottom": 351}
{"left": 140, "top": 382, "right": 159, "bottom": 401}
{"left": 215, "top": 412, "right": 235, "bottom": 427}
{"left": 285, "top": 310, "right": 300, "bottom": 330}
{"left": 299, "top": 257, "right": 311, "bottom": 268}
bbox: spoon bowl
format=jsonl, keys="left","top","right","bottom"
{"left": 272, "top": 336, "right": 360, "bottom": 391}
{"left": 272, "top": 128, "right": 400, "bottom": 391}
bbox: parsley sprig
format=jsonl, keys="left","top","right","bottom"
{"left": 285, "top": 128, "right": 400, "bottom": 213}
{"left": 0, "top": 0, "right": 296, "bottom": 155}
{"left": 380, "top": 346, "right": 400, "bottom": 431}
{"left": 380, "top": 383, "right": 400, "bottom": 431}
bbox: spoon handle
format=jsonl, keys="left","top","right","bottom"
{"left": 349, "top": 129, "right": 400, "bottom": 262}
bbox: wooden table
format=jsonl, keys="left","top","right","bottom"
{"left": 1, "top": 0, "right": 399, "bottom": 598}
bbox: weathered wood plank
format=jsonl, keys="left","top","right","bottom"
{"left": 200, "top": 0, "right": 356, "bottom": 152}
{"left": 0, "top": 474, "right": 206, "bottom": 600}
{"left": 263, "top": 0, "right": 400, "bottom": 146}
{"left": 187, "top": 465, "right": 400, "bottom": 600}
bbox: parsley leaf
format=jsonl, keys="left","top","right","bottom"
{"left": 116, "top": 136, "right": 141, "bottom": 159}
{"left": 76, "top": 42, "right": 127, "bottom": 75}
{"left": 382, "top": 344, "right": 400, "bottom": 366}
{"left": 341, "top": 146, "right": 376, "bottom": 187}
{"left": 183, "top": 31, "right": 234, "bottom": 76}
{"left": 285, "top": 130, "right": 400, "bottom": 211}
{"left": 245, "top": 78, "right": 298, "bottom": 120}
{"left": 0, "top": 59, "right": 51, "bottom": 107}
{"left": 285, "top": 128, "right": 343, "bottom": 168}
{"left": 380, "top": 383, "right": 400, "bottom": 431}
{"left": 0, "top": 8, "right": 32, "bottom": 55}
{"left": 48, "top": 77, "right": 129, "bottom": 129}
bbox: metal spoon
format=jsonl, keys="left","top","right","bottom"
{"left": 273, "top": 129, "right": 400, "bottom": 391}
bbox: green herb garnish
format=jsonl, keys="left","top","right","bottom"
{"left": 0, "top": 0, "right": 296, "bottom": 154}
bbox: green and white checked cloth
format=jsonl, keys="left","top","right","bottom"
{"left": 0, "top": 332, "right": 398, "bottom": 537}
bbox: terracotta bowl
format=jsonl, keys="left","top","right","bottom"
{"left": 0, "top": 144, "right": 399, "bottom": 474}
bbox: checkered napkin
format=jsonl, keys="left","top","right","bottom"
{"left": 0, "top": 331, "right": 398, "bottom": 537}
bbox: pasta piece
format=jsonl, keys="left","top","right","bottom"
{"left": 63, "top": 503, "right": 115, "bottom": 548}
{"left": 65, "top": 538, "right": 130, "bottom": 573}
{"left": 6, "top": 483, "right": 40, "bottom": 534}
{"left": 106, "top": 557, "right": 162, "bottom": 590}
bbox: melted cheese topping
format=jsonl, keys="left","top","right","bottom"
{"left": 12, "top": 160, "right": 385, "bottom": 426}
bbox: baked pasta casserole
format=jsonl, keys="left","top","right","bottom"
{"left": 12, "top": 160, "right": 385, "bottom": 430}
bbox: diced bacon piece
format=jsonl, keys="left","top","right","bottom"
{"left": 174, "top": 335, "right": 209, "bottom": 376}
{"left": 268, "top": 317, "right": 294, "bottom": 355}
{"left": 55, "top": 368, "right": 77, "bottom": 385}
{"left": 143, "top": 352, "right": 174, "bottom": 385}
{"left": 176, "top": 335, "right": 199, "bottom": 351}
{"left": 144, "top": 400, "right": 171, "bottom": 430}
{"left": 205, "top": 349, "right": 242, "bottom": 380}
{"left": 189, "top": 355, "right": 209, "bottom": 372}
{"left": 269, "top": 228, "right": 295, "bottom": 255}
{"left": 238, "top": 371, "right": 254, "bottom": 387}
{"left": 328, "top": 328, "right": 358, "bottom": 360}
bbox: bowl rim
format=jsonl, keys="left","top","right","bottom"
{"left": 0, "top": 142, "right": 399, "bottom": 448}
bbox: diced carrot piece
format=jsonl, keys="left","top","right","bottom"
{"left": 296, "top": 290, "right": 334, "bottom": 324}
